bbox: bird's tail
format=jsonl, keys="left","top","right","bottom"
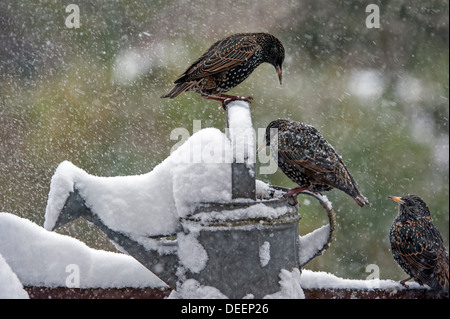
{"left": 352, "top": 193, "right": 371, "bottom": 207}
{"left": 161, "top": 82, "right": 196, "bottom": 98}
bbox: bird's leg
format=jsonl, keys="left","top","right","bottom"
{"left": 202, "top": 94, "right": 253, "bottom": 110}
{"left": 202, "top": 95, "right": 229, "bottom": 109}
{"left": 282, "top": 186, "right": 311, "bottom": 205}
{"left": 218, "top": 94, "right": 253, "bottom": 103}
{"left": 399, "top": 277, "right": 412, "bottom": 288}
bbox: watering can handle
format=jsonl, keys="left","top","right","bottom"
{"left": 268, "top": 186, "right": 336, "bottom": 268}
{"left": 297, "top": 190, "right": 336, "bottom": 267}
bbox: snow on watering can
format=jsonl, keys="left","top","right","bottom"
{"left": 44, "top": 101, "right": 335, "bottom": 298}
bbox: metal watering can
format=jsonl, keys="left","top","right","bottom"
{"left": 47, "top": 102, "right": 335, "bottom": 298}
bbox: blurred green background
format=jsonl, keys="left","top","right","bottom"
{"left": 1, "top": 0, "right": 448, "bottom": 282}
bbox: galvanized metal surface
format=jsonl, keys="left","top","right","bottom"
{"left": 181, "top": 198, "right": 299, "bottom": 298}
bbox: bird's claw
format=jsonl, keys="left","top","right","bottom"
{"left": 221, "top": 95, "right": 253, "bottom": 109}
{"left": 282, "top": 193, "right": 299, "bottom": 206}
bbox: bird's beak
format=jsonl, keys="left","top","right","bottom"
{"left": 276, "top": 65, "right": 282, "bottom": 85}
{"left": 257, "top": 143, "right": 266, "bottom": 154}
{"left": 388, "top": 196, "right": 404, "bottom": 204}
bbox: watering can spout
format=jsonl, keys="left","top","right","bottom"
{"left": 51, "top": 188, "right": 87, "bottom": 230}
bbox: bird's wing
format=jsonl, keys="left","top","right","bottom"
{"left": 391, "top": 220, "right": 441, "bottom": 285}
{"left": 175, "top": 35, "right": 259, "bottom": 82}
{"left": 277, "top": 130, "right": 336, "bottom": 176}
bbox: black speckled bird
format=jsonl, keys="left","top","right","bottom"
{"left": 161, "top": 33, "right": 284, "bottom": 108}
{"left": 389, "top": 194, "right": 449, "bottom": 298}
{"left": 262, "top": 119, "right": 371, "bottom": 207}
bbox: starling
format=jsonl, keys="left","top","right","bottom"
{"left": 389, "top": 194, "right": 449, "bottom": 298}
{"left": 161, "top": 33, "right": 284, "bottom": 108}
{"left": 261, "top": 119, "right": 370, "bottom": 207}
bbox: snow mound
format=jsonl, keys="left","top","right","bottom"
{"left": 169, "top": 268, "right": 305, "bottom": 299}
{"left": 301, "top": 269, "right": 423, "bottom": 291}
{"left": 0, "top": 253, "right": 29, "bottom": 299}
{"left": 299, "top": 224, "right": 331, "bottom": 266}
{"left": 226, "top": 100, "right": 255, "bottom": 174}
{"left": 168, "top": 279, "right": 228, "bottom": 299}
{"left": 44, "top": 128, "right": 232, "bottom": 237}
{"left": 0, "top": 212, "right": 166, "bottom": 289}
{"left": 264, "top": 268, "right": 305, "bottom": 299}
{"left": 184, "top": 201, "right": 293, "bottom": 226}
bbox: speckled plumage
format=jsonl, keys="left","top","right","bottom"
{"left": 264, "top": 119, "right": 370, "bottom": 207}
{"left": 389, "top": 194, "right": 449, "bottom": 298}
{"left": 161, "top": 33, "right": 284, "bottom": 105}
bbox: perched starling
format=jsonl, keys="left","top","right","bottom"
{"left": 261, "top": 119, "right": 370, "bottom": 207}
{"left": 161, "top": 33, "right": 284, "bottom": 108}
{"left": 389, "top": 194, "right": 449, "bottom": 298}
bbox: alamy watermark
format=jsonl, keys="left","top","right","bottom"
{"left": 65, "top": 263, "right": 80, "bottom": 288}
{"left": 365, "top": 4, "right": 380, "bottom": 29}
{"left": 169, "top": 120, "right": 278, "bottom": 174}
{"left": 65, "top": 4, "right": 80, "bottom": 29}
{"left": 65, "top": 3, "right": 379, "bottom": 30}
{"left": 365, "top": 263, "right": 380, "bottom": 289}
